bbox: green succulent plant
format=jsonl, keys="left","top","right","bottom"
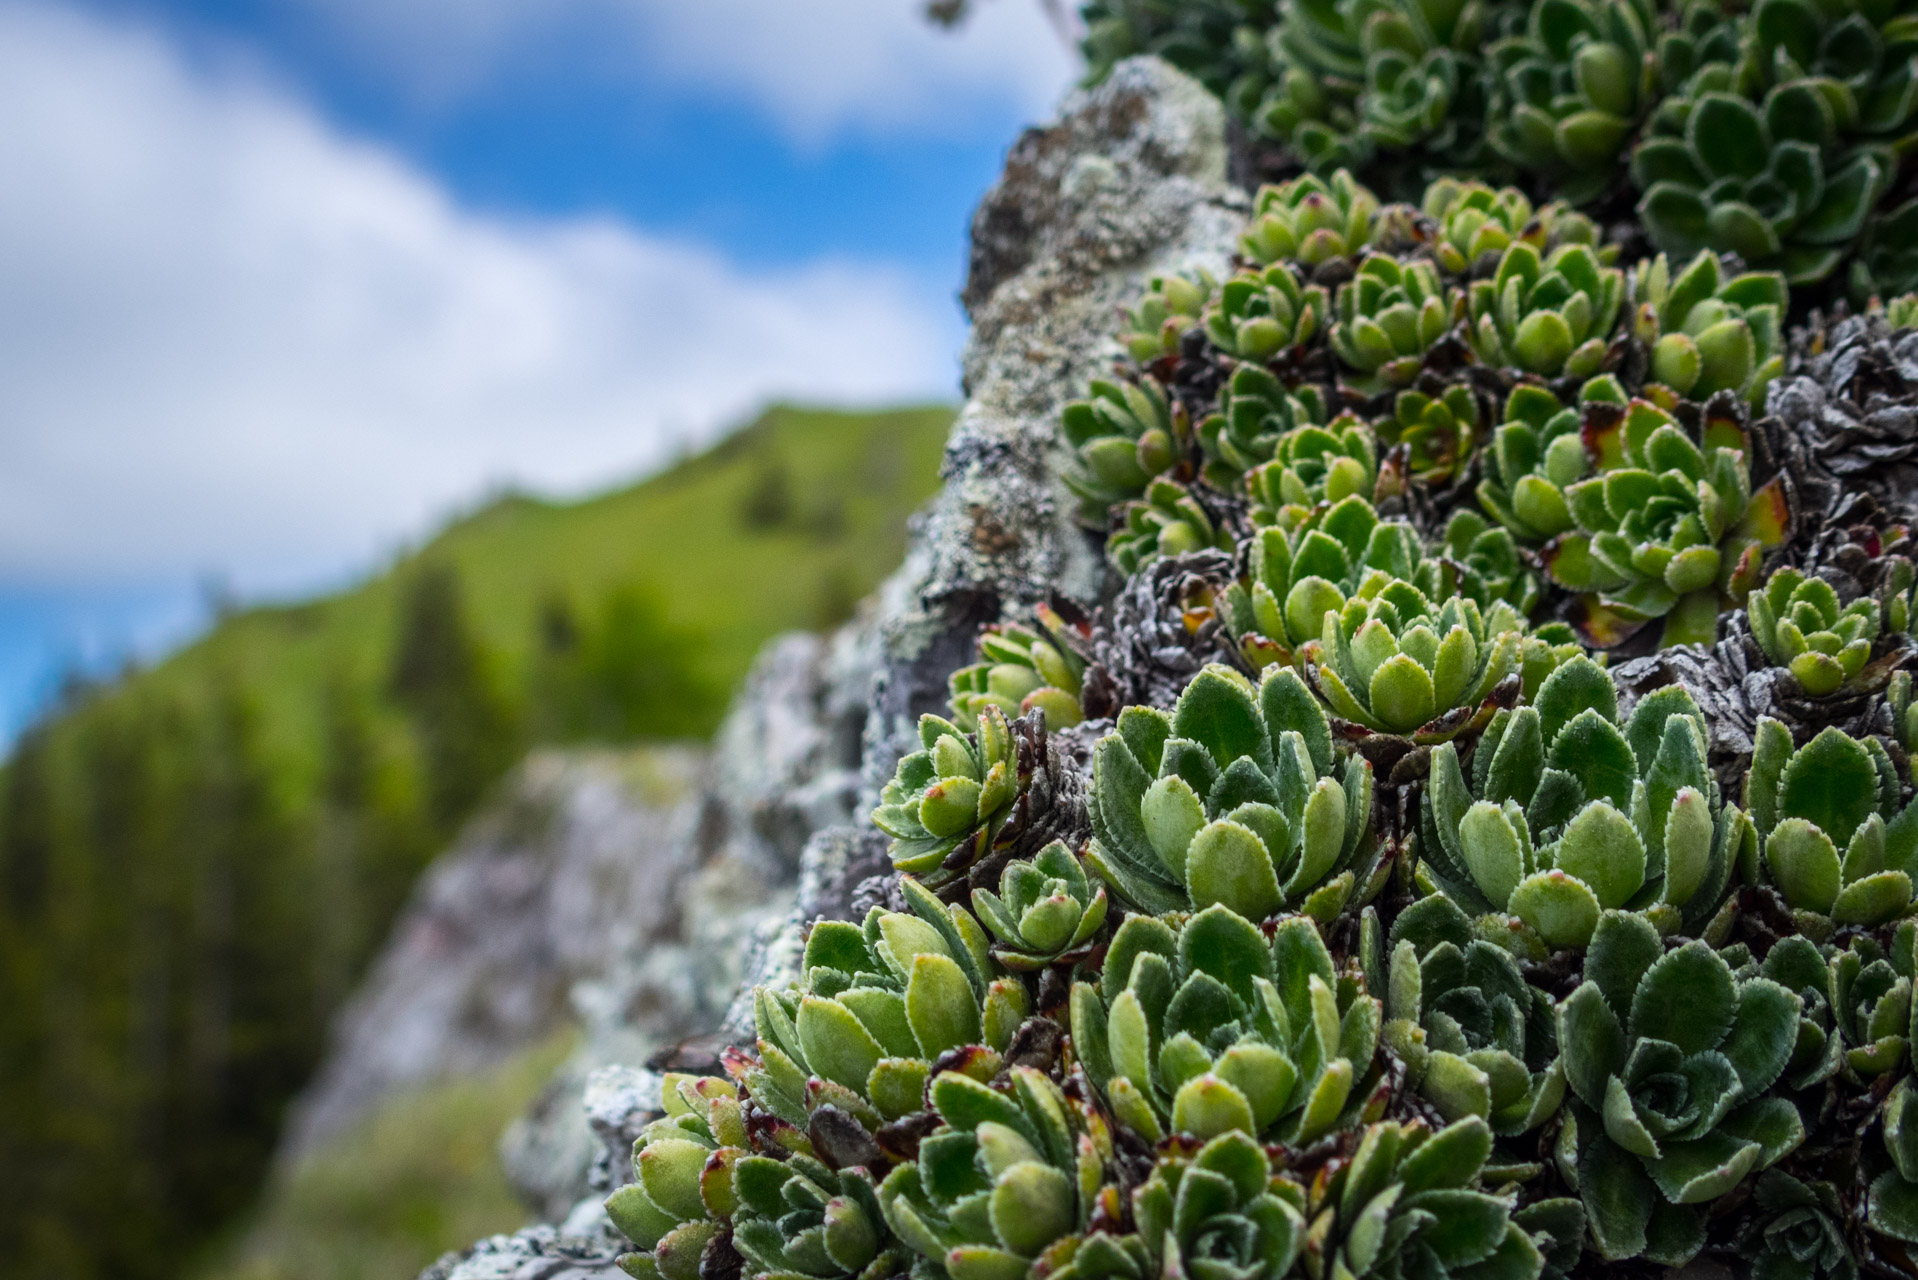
{"left": 948, "top": 606, "right": 1088, "bottom": 733}
{"left": 971, "top": 842, "right": 1109, "bottom": 972}
{"left": 1085, "top": 665, "right": 1384, "bottom": 921}
{"left": 1561, "top": 918, "right": 1808, "bottom": 1262}
{"left": 874, "top": 709, "right": 1025, "bottom": 880}
{"left": 1632, "top": 83, "right": 1898, "bottom": 286}
{"left": 1080, "top": 0, "right": 1281, "bottom": 119}
{"left": 745, "top": 878, "right": 1028, "bottom": 1127}
{"left": 606, "top": 1074, "right": 751, "bottom": 1280}
{"left": 1060, "top": 378, "right": 1185, "bottom": 527}
{"left": 877, "top": 1066, "right": 1117, "bottom": 1280}
{"left": 1869, "top": 1075, "right": 1918, "bottom": 1246}
{"left": 1373, "top": 384, "right": 1481, "bottom": 494}
{"left": 1418, "top": 178, "right": 1607, "bottom": 274}
{"left": 733, "top": 1155, "right": 905, "bottom": 1280}
{"left": 1420, "top": 179, "right": 1541, "bottom": 272}
{"left": 1244, "top": 417, "right": 1380, "bottom": 530}
{"left": 1540, "top": 395, "right": 1790, "bottom": 647}
{"left": 1465, "top": 241, "right": 1626, "bottom": 379}
{"left": 1747, "top": 567, "right": 1882, "bottom": 696}
{"left": 1069, "top": 905, "right": 1382, "bottom": 1145}
{"left": 1238, "top": 170, "right": 1380, "bottom": 266}
{"left": 1369, "top": 896, "right": 1567, "bottom": 1134}
{"left": 1439, "top": 509, "right": 1544, "bottom": 619}
{"left": 1421, "top": 657, "right": 1749, "bottom": 949}
{"left": 1628, "top": 250, "right": 1787, "bottom": 407}
{"left": 1302, "top": 582, "right": 1528, "bottom": 741}
{"left": 1853, "top": 197, "right": 1918, "bottom": 307}
{"left": 1133, "top": 1131, "right": 1306, "bottom": 1280}
{"left": 1882, "top": 288, "right": 1918, "bottom": 328}
{"left": 1226, "top": 495, "right": 1453, "bottom": 668}
{"left": 1204, "top": 263, "right": 1332, "bottom": 362}
{"left": 1474, "top": 379, "right": 1625, "bottom": 546}
{"left": 1483, "top": 0, "right": 1661, "bottom": 205}
{"left": 1301, "top": 1115, "right": 1569, "bottom": 1280}
{"left": 1746, "top": 718, "right": 1918, "bottom": 933}
{"left": 1734, "top": 1171, "right": 1857, "bottom": 1280}
{"left": 1743, "top": 934, "right": 1847, "bottom": 1092}
{"left": 1328, "top": 254, "right": 1458, "bottom": 389}
{"left": 1259, "top": 0, "right": 1517, "bottom": 178}
{"left": 1198, "top": 363, "right": 1333, "bottom": 488}
{"left": 1828, "top": 927, "right": 1918, "bottom": 1081}
{"left": 1124, "top": 270, "right": 1216, "bottom": 364}
{"left": 1110, "top": 477, "right": 1236, "bottom": 574}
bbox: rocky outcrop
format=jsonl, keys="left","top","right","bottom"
{"left": 419, "top": 56, "right": 1243, "bottom": 1280}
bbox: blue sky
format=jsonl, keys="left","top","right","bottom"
{"left": 0, "top": 0, "right": 1080, "bottom": 737}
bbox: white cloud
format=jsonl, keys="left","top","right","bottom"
{"left": 0, "top": 0, "right": 963, "bottom": 592}
{"left": 295, "top": 0, "right": 1081, "bottom": 144}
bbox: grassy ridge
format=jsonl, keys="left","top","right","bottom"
{"left": 0, "top": 403, "right": 953, "bottom": 1280}
{"left": 153, "top": 404, "right": 953, "bottom": 788}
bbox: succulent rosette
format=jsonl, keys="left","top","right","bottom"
{"left": 1369, "top": 896, "right": 1568, "bottom": 1134}
{"left": 1745, "top": 718, "right": 1918, "bottom": 934}
{"left": 1258, "top": 0, "right": 1519, "bottom": 178}
{"left": 1124, "top": 270, "right": 1217, "bottom": 364}
{"left": 1483, "top": 0, "right": 1661, "bottom": 204}
{"left": 1068, "top": 905, "right": 1381, "bottom": 1145}
{"left": 1199, "top": 364, "right": 1334, "bottom": 489}
{"left": 1302, "top": 582, "right": 1528, "bottom": 744}
{"left": 1420, "top": 657, "right": 1748, "bottom": 950}
{"left": 1439, "top": 509, "right": 1544, "bottom": 619}
{"left": 1474, "top": 379, "right": 1626, "bottom": 546}
{"left": 1631, "top": 81, "right": 1898, "bottom": 287}
{"left": 1629, "top": 250, "right": 1787, "bottom": 407}
{"left": 1827, "top": 927, "right": 1918, "bottom": 1082}
{"left": 1746, "top": 566, "right": 1883, "bottom": 697}
{"left": 876, "top": 1067, "right": 1120, "bottom": 1280}
{"left": 1110, "top": 477, "right": 1237, "bottom": 575}
{"left": 1301, "top": 1116, "right": 1572, "bottom": 1280}
{"left": 1418, "top": 178, "right": 1607, "bottom": 274}
{"left": 1204, "top": 263, "right": 1331, "bottom": 363}
{"left": 1085, "top": 665, "right": 1384, "bottom": 921}
{"left": 1560, "top": 917, "right": 1807, "bottom": 1263}
{"left": 949, "top": 606, "right": 1090, "bottom": 733}
{"left": 970, "top": 841, "right": 1109, "bottom": 972}
{"left": 1226, "top": 495, "right": 1458, "bottom": 669}
{"left": 1238, "top": 170, "right": 1380, "bottom": 266}
{"left": 1079, "top": 0, "right": 1281, "bottom": 115}
{"left": 1327, "top": 254, "right": 1457, "bottom": 390}
{"left": 1061, "top": 378, "right": 1186, "bottom": 527}
{"left": 1466, "top": 241, "right": 1626, "bottom": 379}
{"left": 606, "top": 1074, "right": 754, "bottom": 1280}
{"left": 746, "top": 880, "right": 1030, "bottom": 1128}
{"left": 1243, "top": 418, "right": 1380, "bottom": 530}
{"left": 1373, "top": 384, "right": 1482, "bottom": 495}
{"left": 1541, "top": 396, "right": 1790, "bottom": 647}
{"left": 1133, "top": 1132, "right": 1306, "bottom": 1280}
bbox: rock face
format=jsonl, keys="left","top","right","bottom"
{"left": 282, "top": 746, "right": 711, "bottom": 1160}
{"left": 419, "top": 56, "right": 1242, "bottom": 1279}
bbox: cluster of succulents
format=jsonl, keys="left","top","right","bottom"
{"left": 1078, "top": 0, "right": 1918, "bottom": 297}
{"left": 603, "top": 24, "right": 1918, "bottom": 1280}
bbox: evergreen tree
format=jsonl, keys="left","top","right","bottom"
{"left": 388, "top": 563, "right": 524, "bottom": 832}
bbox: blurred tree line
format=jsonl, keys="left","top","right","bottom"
{"left": 0, "top": 563, "right": 718, "bottom": 1280}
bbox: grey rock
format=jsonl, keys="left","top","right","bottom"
{"left": 861, "top": 55, "right": 1245, "bottom": 802}
{"left": 284, "top": 746, "right": 709, "bottom": 1160}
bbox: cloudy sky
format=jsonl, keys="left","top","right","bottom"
{"left": 0, "top": 0, "right": 1080, "bottom": 733}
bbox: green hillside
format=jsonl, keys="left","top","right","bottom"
{"left": 0, "top": 403, "right": 954, "bottom": 1280}
{"left": 149, "top": 403, "right": 953, "bottom": 785}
